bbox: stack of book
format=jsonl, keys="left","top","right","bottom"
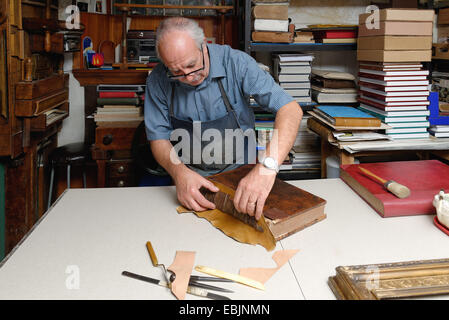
{"left": 273, "top": 53, "right": 314, "bottom": 106}
{"left": 280, "top": 114, "right": 320, "bottom": 173}
{"left": 251, "top": 0, "right": 292, "bottom": 43}
{"left": 429, "top": 125, "right": 449, "bottom": 138}
{"left": 357, "top": 8, "right": 434, "bottom": 62}
{"left": 94, "top": 84, "right": 145, "bottom": 127}
{"left": 357, "top": 62, "right": 431, "bottom": 139}
{"left": 356, "top": 8, "right": 434, "bottom": 140}
{"left": 311, "top": 69, "right": 358, "bottom": 103}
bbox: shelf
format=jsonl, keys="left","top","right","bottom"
{"left": 248, "top": 42, "right": 357, "bottom": 52}
{"left": 72, "top": 69, "right": 149, "bottom": 87}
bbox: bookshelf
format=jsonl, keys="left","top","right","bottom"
{"left": 242, "top": 0, "right": 357, "bottom": 54}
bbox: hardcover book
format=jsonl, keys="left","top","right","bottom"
{"left": 340, "top": 160, "right": 449, "bottom": 217}
{"left": 208, "top": 165, "right": 327, "bottom": 241}
{"left": 313, "top": 106, "right": 381, "bottom": 127}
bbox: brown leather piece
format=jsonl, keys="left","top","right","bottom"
{"left": 167, "top": 251, "right": 196, "bottom": 300}
{"left": 177, "top": 205, "right": 276, "bottom": 251}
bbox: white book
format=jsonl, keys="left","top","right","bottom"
{"left": 383, "top": 116, "right": 428, "bottom": 123}
{"left": 430, "top": 131, "right": 449, "bottom": 138}
{"left": 386, "top": 121, "right": 429, "bottom": 128}
{"left": 359, "top": 62, "right": 423, "bottom": 69}
{"left": 359, "top": 86, "right": 429, "bottom": 97}
{"left": 381, "top": 96, "right": 429, "bottom": 102}
{"left": 386, "top": 127, "right": 428, "bottom": 134}
{"left": 280, "top": 82, "right": 310, "bottom": 89}
{"left": 253, "top": 19, "right": 289, "bottom": 32}
{"left": 295, "top": 96, "right": 312, "bottom": 103}
{"left": 359, "top": 68, "right": 429, "bottom": 76}
{"left": 284, "top": 88, "right": 310, "bottom": 96}
{"left": 387, "top": 132, "right": 430, "bottom": 139}
{"left": 278, "top": 61, "right": 311, "bottom": 66}
{"left": 276, "top": 54, "right": 314, "bottom": 62}
{"left": 278, "top": 74, "right": 310, "bottom": 82}
{"left": 380, "top": 85, "right": 430, "bottom": 92}
{"left": 429, "top": 125, "right": 449, "bottom": 132}
{"left": 379, "top": 105, "right": 428, "bottom": 111}
{"left": 359, "top": 104, "right": 430, "bottom": 117}
{"left": 359, "top": 77, "right": 429, "bottom": 87}
{"left": 359, "top": 94, "right": 430, "bottom": 106}
{"left": 278, "top": 65, "right": 312, "bottom": 74}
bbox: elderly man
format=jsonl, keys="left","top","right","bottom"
{"left": 144, "top": 17, "right": 302, "bottom": 220}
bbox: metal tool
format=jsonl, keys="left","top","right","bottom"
{"left": 199, "top": 186, "right": 263, "bottom": 232}
{"left": 146, "top": 241, "right": 233, "bottom": 293}
{"left": 146, "top": 241, "right": 171, "bottom": 284}
{"left": 122, "top": 271, "right": 231, "bottom": 300}
{"left": 195, "top": 265, "right": 265, "bottom": 291}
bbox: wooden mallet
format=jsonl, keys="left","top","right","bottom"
{"left": 359, "top": 167, "right": 411, "bottom": 199}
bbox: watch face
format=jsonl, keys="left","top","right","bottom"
{"left": 264, "top": 157, "right": 275, "bottom": 168}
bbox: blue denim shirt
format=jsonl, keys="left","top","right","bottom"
{"left": 144, "top": 43, "right": 293, "bottom": 140}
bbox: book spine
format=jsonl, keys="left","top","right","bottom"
{"left": 97, "top": 97, "right": 140, "bottom": 105}
{"left": 99, "top": 92, "right": 137, "bottom": 98}
{"left": 333, "top": 117, "right": 381, "bottom": 127}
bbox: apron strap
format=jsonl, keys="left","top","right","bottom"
{"left": 217, "top": 80, "right": 233, "bottom": 113}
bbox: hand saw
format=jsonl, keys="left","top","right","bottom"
{"left": 199, "top": 183, "right": 263, "bottom": 232}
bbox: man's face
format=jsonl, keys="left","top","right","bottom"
{"left": 159, "top": 31, "right": 209, "bottom": 87}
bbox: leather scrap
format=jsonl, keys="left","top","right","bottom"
{"left": 176, "top": 204, "right": 276, "bottom": 251}
{"left": 167, "top": 251, "right": 196, "bottom": 300}
{"left": 239, "top": 249, "right": 299, "bottom": 284}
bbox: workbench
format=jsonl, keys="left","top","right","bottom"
{"left": 0, "top": 179, "right": 448, "bottom": 300}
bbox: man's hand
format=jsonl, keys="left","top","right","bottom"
{"left": 173, "top": 166, "right": 219, "bottom": 212}
{"left": 233, "top": 164, "right": 276, "bottom": 220}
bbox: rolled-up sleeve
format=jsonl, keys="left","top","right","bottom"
{"left": 144, "top": 69, "right": 173, "bottom": 141}
{"left": 237, "top": 52, "right": 293, "bottom": 113}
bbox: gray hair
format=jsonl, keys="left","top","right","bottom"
{"left": 156, "top": 17, "right": 205, "bottom": 59}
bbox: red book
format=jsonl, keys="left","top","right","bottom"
{"left": 340, "top": 160, "right": 449, "bottom": 218}
{"left": 99, "top": 92, "right": 137, "bottom": 98}
{"left": 314, "top": 30, "right": 357, "bottom": 39}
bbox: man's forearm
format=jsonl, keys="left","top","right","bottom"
{"left": 150, "top": 139, "right": 186, "bottom": 180}
{"left": 264, "top": 100, "right": 303, "bottom": 165}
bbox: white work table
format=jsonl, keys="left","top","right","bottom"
{"left": 0, "top": 179, "right": 448, "bottom": 300}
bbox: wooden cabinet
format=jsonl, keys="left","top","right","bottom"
{"left": 0, "top": 1, "right": 68, "bottom": 259}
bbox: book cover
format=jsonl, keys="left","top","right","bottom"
{"left": 96, "top": 97, "right": 140, "bottom": 106}
{"left": 252, "top": 31, "right": 293, "bottom": 43}
{"left": 358, "top": 72, "right": 428, "bottom": 81}
{"left": 358, "top": 103, "right": 430, "bottom": 117}
{"left": 314, "top": 30, "right": 357, "bottom": 39}
{"left": 360, "top": 91, "right": 429, "bottom": 102}
{"left": 359, "top": 69, "right": 429, "bottom": 77}
{"left": 252, "top": 4, "right": 288, "bottom": 20}
{"left": 312, "top": 91, "right": 358, "bottom": 103}
{"left": 207, "top": 164, "right": 327, "bottom": 241}
{"left": 357, "top": 50, "right": 432, "bottom": 63}
{"left": 98, "top": 92, "right": 137, "bottom": 98}
{"left": 275, "top": 53, "right": 314, "bottom": 62}
{"left": 358, "top": 81, "right": 429, "bottom": 92}
{"left": 359, "top": 77, "right": 429, "bottom": 87}
{"left": 340, "top": 160, "right": 449, "bottom": 217}
{"left": 314, "top": 106, "right": 381, "bottom": 127}
{"left": 253, "top": 19, "right": 289, "bottom": 32}
{"left": 359, "top": 86, "right": 429, "bottom": 97}
{"left": 386, "top": 132, "right": 430, "bottom": 139}
{"left": 357, "top": 98, "right": 428, "bottom": 111}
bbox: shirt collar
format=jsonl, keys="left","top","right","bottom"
{"left": 206, "top": 43, "right": 226, "bottom": 79}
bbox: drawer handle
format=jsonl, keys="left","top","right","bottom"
{"left": 117, "top": 180, "right": 125, "bottom": 187}
{"left": 117, "top": 166, "right": 125, "bottom": 173}
{"left": 103, "top": 134, "right": 113, "bottom": 145}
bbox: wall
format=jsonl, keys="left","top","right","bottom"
{"left": 57, "top": 0, "right": 400, "bottom": 145}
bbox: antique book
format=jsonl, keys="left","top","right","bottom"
{"left": 252, "top": 31, "right": 293, "bottom": 43}
{"left": 207, "top": 165, "right": 327, "bottom": 241}
{"left": 252, "top": 4, "right": 289, "bottom": 20}
{"left": 340, "top": 160, "right": 449, "bottom": 217}
{"left": 311, "top": 91, "right": 358, "bottom": 103}
{"left": 313, "top": 106, "right": 381, "bottom": 127}
{"left": 253, "top": 19, "right": 289, "bottom": 32}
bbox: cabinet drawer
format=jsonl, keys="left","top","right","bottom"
{"left": 107, "top": 160, "right": 133, "bottom": 178}
{"left": 95, "top": 127, "right": 137, "bottom": 151}
{"left": 106, "top": 176, "right": 135, "bottom": 188}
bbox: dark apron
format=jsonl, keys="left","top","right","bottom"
{"left": 169, "top": 80, "right": 254, "bottom": 176}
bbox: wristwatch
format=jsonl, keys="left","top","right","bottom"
{"left": 260, "top": 156, "right": 279, "bottom": 173}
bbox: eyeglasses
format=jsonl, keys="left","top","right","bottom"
{"left": 166, "top": 47, "right": 205, "bottom": 80}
